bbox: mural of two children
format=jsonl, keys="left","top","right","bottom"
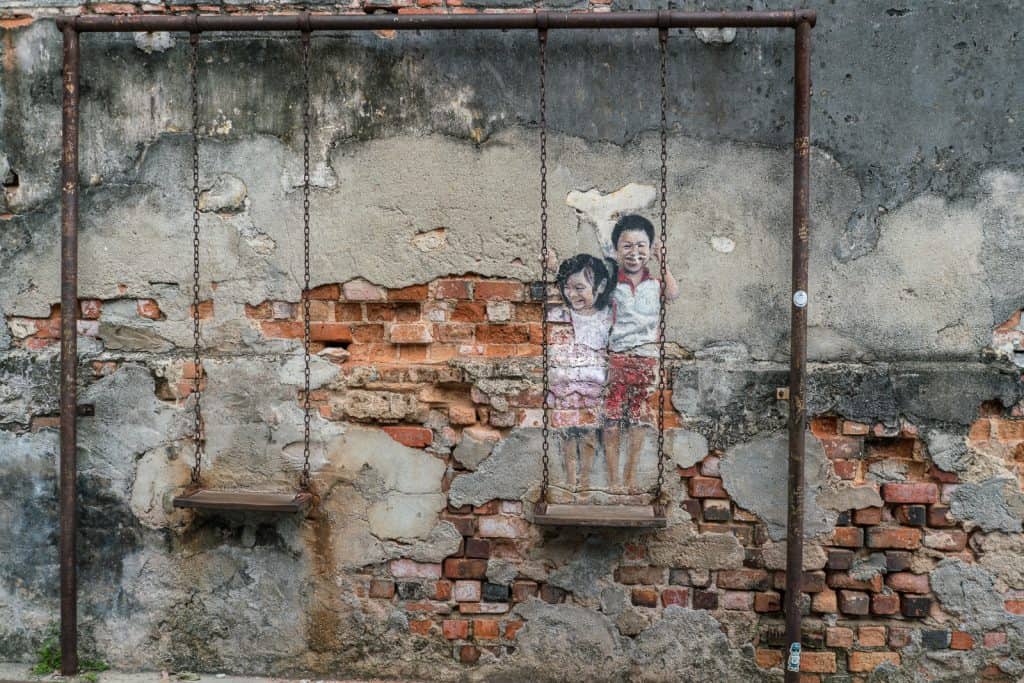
{"left": 548, "top": 214, "right": 680, "bottom": 496}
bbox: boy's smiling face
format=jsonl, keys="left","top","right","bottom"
{"left": 614, "top": 229, "right": 651, "bottom": 275}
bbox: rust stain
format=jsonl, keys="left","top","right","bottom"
{"left": 2, "top": 32, "right": 14, "bottom": 73}
{"left": 0, "top": 15, "right": 33, "bottom": 30}
{"left": 305, "top": 502, "right": 344, "bottom": 654}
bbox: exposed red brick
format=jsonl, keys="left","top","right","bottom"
{"left": 853, "top": 507, "right": 883, "bottom": 525}
{"left": 308, "top": 284, "right": 340, "bottom": 300}
{"left": 443, "top": 619, "right": 469, "bottom": 640}
{"left": 755, "top": 649, "right": 782, "bottom": 669}
{"left": 389, "top": 322, "right": 433, "bottom": 344}
{"left": 464, "top": 538, "right": 490, "bottom": 558}
{"left": 859, "top": 625, "right": 887, "bottom": 647}
{"left": 383, "top": 426, "right": 433, "bottom": 449}
{"left": 754, "top": 591, "right": 781, "bottom": 613}
{"left": 458, "top": 644, "right": 480, "bottom": 663}
{"left": 615, "top": 566, "right": 665, "bottom": 585}
{"left": 473, "top": 501, "right": 500, "bottom": 514}
{"left": 443, "top": 558, "right": 488, "bottom": 580}
{"left": 390, "top": 284, "right": 429, "bottom": 301}
{"left": 888, "top": 626, "right": 913, "bottom": 648}
{"left": 661, "top": 587, "right": 689, "bottom": 607}
{"left": 810, "top": 416, "right": 838, "bottom": 436}
{"left": 717, "top": 569, "right": 771, "bottom": 591}
{"left": 829, "top": 526, "right": 865, "bottom": 548}
{"left": 430, "top": 580, "right": 453, "bottom": 601}
{"left": 342, "top": 279, "right": 386, "bottom": 301}
{"left": 950, "top": 631, "right": 974, "bottom": 650}
{"left": 983, "top": 631, "right": 1007, "bottom": 647}
{"left": 838, "top": 590, "right": 870, "bottom": 615}
{"left": 440, "top": 513, "right": 476, "bottom": 537}
{"left": 514, "top": 302, "right": 543, "bottom": 321}
{"left": 92, "top": 3, "right": 138, "bottom": 14}
{"left": 368, "top": 579, "right": 395, "bottom": 599}
{"left": 512, "top": 581, "right": 538, "bottom": 603}
{"left": 310, "top": 322, "right": 353, "bottom": 343}
{"left": 449, "top": 405, "right": 477, "bottom": 425}
{"left": 848, "top": 652, "right": 900, "bottom": 672}
{"left": 689, "top": 476, "right": 728, "bottom": 499}
{"left": 450, "top": 302, "right": 487, "bottom": 322}
{"left": 872, "top": 592, "right": 901, "bottom": 615}
{"left": 811, "top": 589, "right": 838, "bottom": 614}
{"left": 504, "top": 620, "right": 524, "bottom": 640}
{"left": 136, "top": 298, "right": 162, "bottom": 319}
{"left": 866, "top": 527, "right": 922, "bottom": 550}
{"left": 260, "top": 320, "right": 304, "bottom": 338}
{"left": 819, "top": 434, "right": 864, "bottom": 460}
{"left": 79, "top": 299, "right": 101, "bottom": 320}
{"left": 832, "top": 459, "right": 858, "bottom": 479}
{"left": 473, "top": 619, "right": 500, "bottom": 640}
{"left": 721, "top": 591, "right": 754, "bottom": 610}
{"left": 969, "top": 418, "right": 992, "bottom": 442}
{"left": 881, "top": 482, "right": 939, "bottom": 504}
{"left": 1005, "top": 599, "right": 1024, "bottom": 615}
{"left": 475, "top": 324, "right": 530, "bottom": 344}
{"left": 436, "top": 279, "right": 473, "bottom": 299}
{"left": 409, "top": 619, "right": 433, "bottom": 636}
{"left": 477, "top": 515, "right": 529, "bottom": 539}
{"left": 389, "top": 560, "right": 442, "bottom": 579}
{"left": 365, "top": 303, "right": 396, "bottom": 321}
{"left": 336, "top": 303, "right": 364, "bottom": 321}
{"left": 828, "top": 572, "right": 883, "bottom": 593}
{"left": 928, "top": 466, "right": 960, "bottom": 483}
{"left": 800, "top": 652, "right": 837, "bottom": 674}
{"left": 474, "top": 281, "right": 525, "bottom": 301}
{"left": 631, "top": 588, "right": 658, "bottom": 607}
{"left": 826, "top": 627, "right": 854, "bottom": 648}
{"left": 923, "top": 529, "right": 968, "bottom": 551}
{"left": 841, "top": 420, "right": 870, "bottom": 435}
{"left": 993, "top": 418, "right": 1024, "bottom": 442}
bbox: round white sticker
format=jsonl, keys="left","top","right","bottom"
{"left": 793, "top": 290, "right": 808, "bottom": 308}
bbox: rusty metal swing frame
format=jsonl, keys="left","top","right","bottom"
{"left": 55, "top": 9, "right": 814, "bottom": 679}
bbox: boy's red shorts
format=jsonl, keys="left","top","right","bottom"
{"left": 604, "top": 353, "right": 656, "bottom": 422}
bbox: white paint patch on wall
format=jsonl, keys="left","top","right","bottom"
{"left": 710, "top": 235, "right": 735, "bottom": 253}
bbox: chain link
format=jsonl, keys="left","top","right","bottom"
{"left": 538, "top": 28, "right": 551, "bottom": 504}
{"left": 654, "top": 27, "right": 669, "bottom": 501}
{"left": 300, "top": 31, "right": 313, "bottom": 491}
{"left": 189, "top": 30, "right": 204, "bottom": 486}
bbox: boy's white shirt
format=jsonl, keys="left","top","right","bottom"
{"left": 609, "top": 277, "right": 660, "bottom": 355}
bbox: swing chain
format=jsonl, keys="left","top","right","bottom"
{"left": 654, "top": 27, "right": 669, "bottom": 501}
{"left": 300, "top": 29, "right": 313, "bottom": 491}
{"left": 189, "top": 30, "right": 204, "bottom": 485}
{"left": 538, "top": 27, "right": 550, "bottom": 504}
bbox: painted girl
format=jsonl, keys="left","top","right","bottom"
{"left": 547, "top": 254, "right": 615, "bottom": 490}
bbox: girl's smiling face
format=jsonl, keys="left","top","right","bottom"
{"left": 564, "top": 270, "right": 601, "bottom": 313}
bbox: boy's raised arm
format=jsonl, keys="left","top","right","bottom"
{"left": 591, "top": 220, "right": 616, "bottom": 261}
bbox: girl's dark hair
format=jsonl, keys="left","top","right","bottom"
{"left": 556, "top": 253, "right": 614, "bottom": 311}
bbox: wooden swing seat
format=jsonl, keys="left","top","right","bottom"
{"left": 533, "top": 502, "right": 667, "bottom": 529}
{"left": 173, "top": 489, "right": 313, "bottom": 514}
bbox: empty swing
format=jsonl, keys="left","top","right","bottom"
{"left": 172, "top": 28, "right": 315, "bottom": 515}
{"left": 532, "top": 25, "right": 672, "bottom": 530}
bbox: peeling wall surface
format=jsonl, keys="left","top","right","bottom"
{"left": 2, "top": 1, "right": 1024, "bottom": 681}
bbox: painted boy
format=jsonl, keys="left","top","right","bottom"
{"left": 596, "top": 214, "right": 679, "bottom": 489}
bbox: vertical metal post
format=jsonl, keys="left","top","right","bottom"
{"left": 784, "top": 19, "right": 811, "bottom": 683}
{"left": 59, "top": 21, "right": 80, "bottom": 677}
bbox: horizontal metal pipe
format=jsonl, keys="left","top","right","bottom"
{"left": 56, "top": 9, "right": 815, "bottom": 33}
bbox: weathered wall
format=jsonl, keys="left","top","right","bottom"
{"left": 1, "top": 1, "right": 1023, "bottom": 681}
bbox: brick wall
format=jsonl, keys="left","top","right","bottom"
{"left": 11, "top": 274, "right": 1023, "bottom": 681}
